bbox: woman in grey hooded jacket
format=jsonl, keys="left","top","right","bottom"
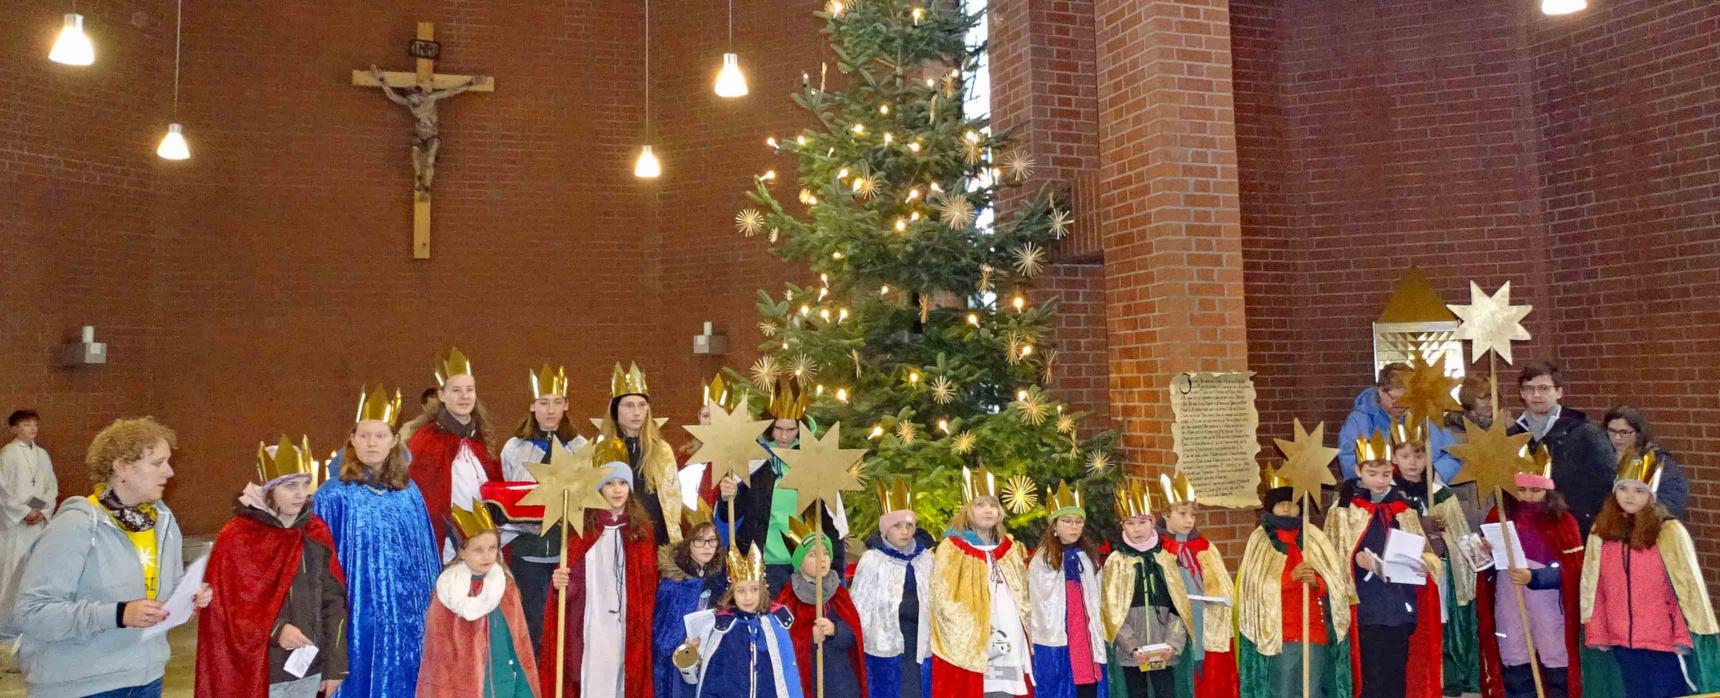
{"left": 13, "top": 416, "right": 211, "bottom": 698}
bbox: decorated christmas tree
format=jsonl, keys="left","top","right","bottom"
{"left": 733, "top": 0, "right": 1116, "bottom": 536}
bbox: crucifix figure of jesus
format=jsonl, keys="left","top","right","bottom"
{"left": 352, "top": 21, "right": 494, "bottom": 258}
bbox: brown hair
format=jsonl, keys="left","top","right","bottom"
{"left": 1504, "top": 489, "right": 1570, "bottom": 524}
{"left": 1036, "top": 517, "right": 1100, "bottom": 568}
{"left": 1377, "top": 362, "right": 1411, "bottom": 391}
{"left": 338, "top": 438, "right": 413, "bottom": 490}
{"left": 1517, "top": 360, "right": 1565, "bottom": 389}
{"left": 511, "top": 411, "right": 578, "bottom": 444}
{"left": 402, "top": 398, "right": 497, "bottom": 455}
{"left": 1457, "top": 374, "right": 1492, "bottom": 412}
{"left": 673, "top": 522, "right": 725, "bottom": 577}
{"left": 1591, "top": 495, "right": 1666, "bottom": 550}
{"left": 717, "top": 579, "right": 768, "bottom": 613}
{"left": 1600, "top": 405, "right": 1653, "bottom": 452}
{"left": 581, "top": 492, "right": 655, "bottom": 544}
{"left": 86, "top": 417, "right": 177, "bottom": 481}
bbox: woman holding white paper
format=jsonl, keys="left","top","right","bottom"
{"left": 12, "top": 417, "right": 212, "bottom": 698}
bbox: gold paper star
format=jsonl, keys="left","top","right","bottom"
{"left": 1400, "top": 352, "right": 1462, "bottom": 426}
{"left": 750, "top": 355, "right": 781, "bottom": 391}
{"left": 520, "top": 438, "right": 610, "bottom": 537}
{"left": 1056, "top": 414, "right": 1076, "bottom": 435}
{"left": 799, "top": 188, "right": 818, "bottom": 205}
{"left": 1004, "top": 150, "right": 1036, "bottom": 182}
{"left": 930, "top": 375, "right": 956, "bottom": 404}
{"left": 1446, "top": 419, "right": 1534, "bottom": 496}
{"left": 1085, "top": 451, "right": 1112, "bottom": 475}
{"left": 1013, "top": 243, "right": 1046, "bottom": 278}
{"left": 895, "top": 420, "right": 917, "bottom": 444}
{"left": 918, "top": 294, "right": 931, "bottom": 323}
{"left": 1048, "top": 209, "right": 1072, "bottom": 238}
{"left": 683, "top": 396, "right": 774, "bottom": 487}
{"left": 1005, "top": 332, "right": 1027, "bottom": 366}
{"left": 736, "top": 209, "right": 766, "bottom": 237}
{"left": 1002, "top": 474, "right": 1039, "bottom": 514}
{"left": 1447, "top": 281, "right": 1533, "bottom": 365}
{"left": 1272, "top": 419, "right": 1339, "bottom": 505}
{"left": 774, "top": 423, "right": 869, "bottom": 515}
{"left": 938, "top": 195, "right": 975, "bottom": 229}
{"left": 951, "top": 431, "right": 977, "bottom": 455}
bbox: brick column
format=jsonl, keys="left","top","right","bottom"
{"left": 1094, "top": 0, "right": 1253, "bottom": 549}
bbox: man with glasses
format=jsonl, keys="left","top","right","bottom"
{"left": 1507, "top": 361, "right": 1616, "bottom": 534}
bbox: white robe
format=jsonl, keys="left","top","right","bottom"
{"left": 442, "top": 442, "right": 490, "bottom": 562}
{"left": 850, "top": 546, "right": 933, "bottom": 661}
{"left": 582, "top": 523, "right": 627, "bottom": 697}
{"left": 0, "top": 440, "right": 57, "bottom": 638}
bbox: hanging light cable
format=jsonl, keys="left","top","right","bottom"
{"left": 713, "top": 0, "right": 749, "bottom": 98}
{"left": 156, "top": 0, "right": 189, "bottom": 160}
{"left": 1540, "top": 0, "right": 1587, "bottom": 15}
{"left": 49, "top": 1, "right": 95, "bottom": 66}
{"left": 633, "top": 0, "right": 661, "bottom": 178}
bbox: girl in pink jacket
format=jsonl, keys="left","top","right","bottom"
{"left": 1580, "top": 451, "right": 1719, "bottom": 698}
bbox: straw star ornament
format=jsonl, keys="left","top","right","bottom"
{"left": 1272, "top": 419, "right": 1339, "bottom": 504}
{"left": 682, "top": 395, "right": 774, "bottom": 487}
{"left": 774, "top": 423, "right": 868, "bottom": 515}
{"left": 1447, "top": 281, "right": 1533, "bottom": 364}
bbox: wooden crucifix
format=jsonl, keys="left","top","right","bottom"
{"left": 352, "top": 21, "right": 494, "bottom": 259}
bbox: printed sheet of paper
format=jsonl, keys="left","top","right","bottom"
{"left": 1480, "top": 521, "right": 1524, "bottom": 570}
{"left": 1169, "top": 372, "right": 1261, "bottom": 508}
{"left": 284, "top": 645, "right": 319, "bottom": 678}
{"left": 1382, "top": 529, "right": 1428, "bottom": 585}
{"left": 140, "top": 552, "right": 209, "bottom": 641}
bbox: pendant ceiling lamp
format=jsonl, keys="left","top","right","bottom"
{"left": 713, "top": 0, "right": 748, "bottom": 98}
{"left": 1541, "top": 0, "right": 1587, "bottom": 15}
{"left": 156, "top": 0, "right": 189, "bottom": 160}
{"left": 634, "top": 0, "right": 661, "bottom": 178}
{"left": 49, "top": 6, "right": 95, "bottom": 66}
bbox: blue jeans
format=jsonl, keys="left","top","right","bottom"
{"left": 82, "top": 678, "right": 164, "bottom": 698}
{"left": 1611, "top": 647, "right": 1688, "bottom": 698}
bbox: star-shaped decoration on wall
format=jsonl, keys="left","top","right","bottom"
{"left": 735, "top": 208, "right": 766, "bottom": 237}
{"left": 1447, "top": 281, "right": 1533, "bottom": 365}
{"left": 750, "top": 355, "right": 781, "bottom": 391}
{"left": 939, "top": 196, "right": 976, "bottom": 229}
{"left": 1446, "top": 418, "right": 1534, "bottom": 497}
{"left": 1085, "top": 450, "right": 1111, "bottom": 475}
{"left": 1001, "top": 474, "right": 1040, "bottom": 514}
{"left": 683, "top": 396, "right": 774, "bottom": 488}
{"left": 520, "top": 438, "right": 611, "bottom": 537}
{"left": 1013, "top": 243, "right": 1046, "bottom": 278}
{"left": 1400, "top": 351, "right": 1462, "bottom": 426}
{"left": 951, "top": 431, "right": 977, "bottom": 455}
{"left": 895, "top": 420, "right": 917, "bottom": 444}
{"left": 1272, "top": 419, "right": 1339, "bottom": 505}
{"left": 1048, "top": 209, "right": 1072, "bottom": 239}
{"left": 1003, "top": 150, "right": 1036, "bottom": 182}
{"left": 774, "top": 423, "right": 869, "bottom": 515}
{"left": 930, "top": 375, "right": 956, "bottom": 404}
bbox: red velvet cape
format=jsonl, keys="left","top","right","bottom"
{"left": 1159, "top": 534, "right": 1240, "bottom": 698}
{"left": 774, "top": 579, "right": 870, "bottom": 698}
{"left": 408, "top": 422, "right": 503, "bottom": 549}
{"left": 1474, "top": 506, "right": 1584, "bottom": 698}
{"left": 1339, "top": 496, "right": 1444, "bottom": 698}
{"left": 194, "top": 513, "right": 343, "bottom": 697}
{"left": 537, "top": 514, "right": 660, "bottom": 698}
{"left": 416, "top": 574, "right": 543, "bottom": 698}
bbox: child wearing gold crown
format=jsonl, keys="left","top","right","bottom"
{"left": 1100, "top": 478, "right": 1189, "bottom": 698}
{"left": 406, "top": 348, "right": 506, "bottom": 562}
{"left": 499, "top": 364, "right": 590, "bottom": 654}
{"left": 1236, "top": 466, "right": 1351, "bottom": 698}
{"left": 1473, "top": 446, "right": 1583, "bottom": 698}
{"left": 1155, "top": 473, "right": 1238, "bottom": 698}
{"left": 596, "top": 362, "right": 685, "bottom": 546}
{"left": 674, "top": 543, "right": 805, "bottom": 698}
{"left": 1325, "top": 429, "right": 1443, "bottom": 698}
{"left": 1580, "top": 450, "right": 1720, "bottom": 698}
{"left": 654, "top": 502, "right": 729, "bottom": 698}
{"left": 776, "top": 513, "right": 869, "bottom": 698}
{"left": 1388, "top": 418, "right": 1480, "bottom": 696}
{"left": 1027, "top": 481, "right": 1107, "bottom": 698}
{"left": 417, "top": 505, "right": 542, "bottom": 697}
{"left": 196, "top": 437, "right": 348, "bottom": 698}
{"left": 851, "top": 479, "right": 934, "bottom": 698}
{"left": 929, "top": 467, "right": 1033, "bottom": 697}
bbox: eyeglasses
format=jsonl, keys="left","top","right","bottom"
{"left": 1607, "top": 428, "right": 1638, "bottom": 438}
{"left": 1519, "top": 384, "right": 1559, "bottom": 395}
{"left": 690, "top": 537, "right": 720, "bottom": 548}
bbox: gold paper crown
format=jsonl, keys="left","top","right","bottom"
{"left": 611, "top": 362, "right": 650, "bottom": 398}
{"left": 1355, "top": 429, "right": 1391, "bottom": 464}
{"left": 1617, "top": 449, "right": 1663, "bottom": 490}
{"left": 1389, "top": 419, "right": 1427, "bottom": 448}
{"left": 531, "top": 364, "right": 569, "bottom": 399}
{"left": 1115, "top": 478, "right": 1156, "bottom": 520}
{"left": 593, "top": 437, "right": 631, "bottom": 468}
{"left": 434, "top": 347, "right": 474, "bottom": 387}
{"left": 1263, "top": 462, "right": 1291, "bottom": 491}
{"left": 961, "top": 466, "right": 1001, "bottom": 503}
{"left": 1519, "top": 443, "right": 1554, "bottom": 481}
{"left": 257, "top": 435, "right": 318, "bottom": 488}
{"left": 1160, "top": 471, "right": 1197, "bottom": 506}
{"left": 727, "top": 543, "right": 766, "bottom": 584}
{"left": 1044, "top": 481, "right": 1085, "bottom": 517}
{"left": 877, "top": 478, "right": 914, "bottom": 514}
{"left": 704, "top": 374, "right": 737, "bottom": 410}
{"left": 679, "top": 499, "right": 716, "bottom": 537}
{"left": 768, "top": 376, "right": 811, "bottom": 421}
{"left": 451, "top": 503, "right": 499, "bottom": 542}
{"left": 355, "top": 384, "right": 404, "bottom": 427}
{"left": 783, "top": 515, "right": 829, "bottom": 552}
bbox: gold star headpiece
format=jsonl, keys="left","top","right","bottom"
{"left": 256, "top": 435, "right": 318, "bottom": 488}
{"left": 434, "top": 347, "right": 474, "bottom": 387}
{"left": 1115, "top": 478, "right": 1156, "bottom": 520}
{"left": 355, "top": 384, "right": 404, "bottom": 427}
{"left": 679, "top": 499, "right": 716, "bottom": 537}
{"left": 530, "top": 364, "right": 569, "bottom": 399}
{"left": 1263, "top": 463, "right": 1292, "bottom": 491}
{"left": 769, "top": 375, "right": 812, "bottom": 421}
{"left": 611, "top": 362, "right": 650, "bottom": 398}
{"left": 1617, "top": 449, "right": 1663, "bottom": 491}
{"left": 703, "top": 374, "right": 737, "bottom": 410}
{"left": 1390, "top": 419, "right": 1427, "bottom": 449}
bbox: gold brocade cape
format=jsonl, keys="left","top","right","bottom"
{"left": 1193, "top": 546, "right": 1237, "bottom": 652}
{"left": 1235, "top": 525, "right": 1352, "bottom": 657}
{"left": 929, "top": 534, "right": 1030, "bottom": 672}
{"left": 597, "top": 415, "right": 683, "bottom": 543}
{"left": 1323, "top": 500, "right": 1443, "bottom": 605}
{"left": 1428, "top": 494, "right": 1478, "bottom": 605}
{"left": 1098, "top": 544, "right": 1193, "bottom": 644}
{"left": 1579, "top": 519, "right": 1719, "bottom": 635}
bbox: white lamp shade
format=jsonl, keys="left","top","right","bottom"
{"left": 633, "top": 145, "right": 661, "bottom": 178}
{"left": 715, "top": 53, "right": 749, "bottom": 98}
{"left": 49, "top": 13, "right": 95, "bottom": 66}
{"left": 1541, "top": 0, "right": 1587, "bottom": 15}
{"left": 156, "top": 123, "right": 190, "bottom": 160}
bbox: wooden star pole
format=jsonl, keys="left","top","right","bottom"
{"left": 775, "top": 422, "right": 867, "bottom": 698}
{"left": 683, "top": 395, "right": 772, "bottom": 549}
{"left": 518, "top": 438, "right": 607, "bottom": 698}
{"left": 1274, "top": 419, "right": 1338, "bottom": 698}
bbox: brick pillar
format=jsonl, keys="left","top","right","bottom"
{"left": 1094, "top": 0, "right": 1253, "bottom": 550}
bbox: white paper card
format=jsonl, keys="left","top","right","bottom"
{"left": 1186, "top": 594, "right": 1234, "bottom": 607}
{"left": 1480, "top": 522, "right": 1524, "bottom": 570}
{"left": 283, "top": 644, "right": 319, "bottom": 678}
{"left": 1381, "top": 529, "right": 1428, "bottom": 585}
{"left": 140, "top": 553, "right": 209, "bottom": 641}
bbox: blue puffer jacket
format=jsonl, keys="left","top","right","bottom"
{"left": 1337, "top": 387, "right": 1394, "bottom": 479}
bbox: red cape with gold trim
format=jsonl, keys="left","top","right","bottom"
{"left": 1338, "top": 496, "right": 1443, "bottom": 698}
{"left": 1474, "top": 506, "right": 1583, "bottom": 698}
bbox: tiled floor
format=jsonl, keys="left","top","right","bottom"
{"left": 0, "top": 620, "right": 200, "bottom": 697}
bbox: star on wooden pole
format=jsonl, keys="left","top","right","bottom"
{"left": 682, "top": 395, "right": 773, "bottom": 486}
{"left": 1272, "top": 419, "right": 1339, "bottom": 505}
{"left": 1444, "top": 419, "right": 1534, "bottom": 497}
{"left": 1401, "top": 351, "right": 1463, "bottom": 426}
{"left": 774, "top": 422, "right": 868, "bottom": 515}
{"left": 518, "top": 436, "right": 610, "bottom": 537}
{"left": 1447, "top": 281, "right": 1533, "bottom": 365}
